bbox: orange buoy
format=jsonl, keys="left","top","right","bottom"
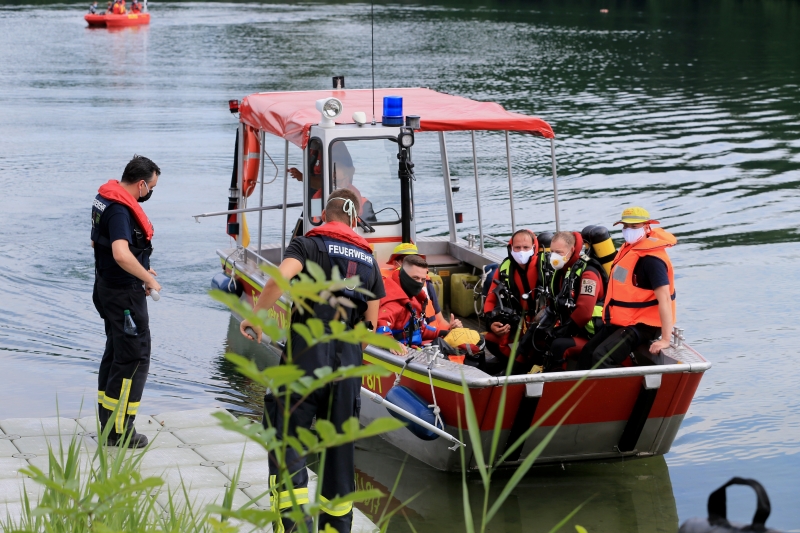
{"left": 242, "top": 126, "right": 260, "bottom": 198}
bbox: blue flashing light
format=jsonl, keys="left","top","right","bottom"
{"left": 382, "top": 96, "right": 404, "bottom": 126}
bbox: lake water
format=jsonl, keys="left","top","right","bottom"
{"left": 1, "top": 0, "right": 799, "bottom": 531}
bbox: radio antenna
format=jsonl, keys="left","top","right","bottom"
{"left": 371, "top": 0, "right": 376, "bottom": 125}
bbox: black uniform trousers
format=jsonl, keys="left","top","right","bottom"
{"left": 264, "top": 335, "right": 361, "bottom": 533}
{"left": 577, "top": 323, "right": 659, "bottom": 370}
{"left": 92, "top": 276, "right": 151, "bottom": 435}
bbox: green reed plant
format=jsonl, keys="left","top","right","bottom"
{"left": 2, "top": 403, "right": 243, "bottom": 533}
{"left": 456, "top": 327, "right": 608, "bottom": 533}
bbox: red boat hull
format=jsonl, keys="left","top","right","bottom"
{"left": 84, "top": 13, "right": 150, "bottom": 27}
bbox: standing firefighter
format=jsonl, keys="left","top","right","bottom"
{"left": 91, "top": 155, "right": 161, "bottom": 447}
{"left": 240, "top": 188, "right": 385, "bottom": 533}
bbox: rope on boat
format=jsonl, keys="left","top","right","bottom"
{"left": 426, "top": 353, "right": 446, "bottom": 439}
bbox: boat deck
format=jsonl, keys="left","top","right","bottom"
{"left": 0, "top": 408, "right": 378, "bottom": 532}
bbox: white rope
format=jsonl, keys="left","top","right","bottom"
{"left": 427, "top": 357, "right": 445, "bottom": 431}
{"left": 327, "top": 196, "right": 358, "bottom": 227}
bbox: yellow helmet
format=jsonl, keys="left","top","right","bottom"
{"left": 388, "top": 242, "right": 424, "bottom": 263}
{"left": 614, "top": 206, "right": 659, "bottom": 226}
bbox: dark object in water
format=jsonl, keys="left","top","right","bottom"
{"left": 679, "top": 477, "right": 783, "bottom": 532}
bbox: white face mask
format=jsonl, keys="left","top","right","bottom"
{"left": 550, "top": 252, "right": 568, "bottom": 270}
{"left": 622, "top": 227, "right": 646, "bottom": 244}
{"left": 511, "top": 249, "right": 534, "bottom": 265}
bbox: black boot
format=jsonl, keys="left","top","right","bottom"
{"left": 108, "top": 416, "right": 149, "bottom": 448}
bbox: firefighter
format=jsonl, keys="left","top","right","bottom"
{"left": 377, "top": 254, "right": 461, "bottom": 352}
{"left": 239, "top": 188, "right": 385, "bottom": 533}
{"left": 386, "top": 242, "right": 449, "bottom": 329}
{"left": 91, "top": 155, "right": 161, "bottom": 448}
{"left": 579, "top": 207, "right": 677, "bottom": 369}
{"left": 544, "top": 231, "right": 606, "bottom": 369}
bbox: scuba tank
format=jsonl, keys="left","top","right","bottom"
{"left": 581, "top": 225, "right": 616, "bottom": 276}
{"left": 534, "top": 231, "right": 554, "bottom": 314}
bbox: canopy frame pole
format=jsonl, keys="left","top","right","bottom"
{"left": 551, "top": 138, "right": 560, "bottom": 232}
{"left": 438, "top": 132, "right": 457, "bottom": 243}
{"left": 471, "top": 131, "right": 484, "bottom": 253}
{"left": 505, "top": 131, "right": 516, "bottom": 234}
{"left": 257, "top": 131, "right": 266, "bottom": 255}
{"left": 236, "top": 123, "right": 245, "bottom": 248}
{"left": 281, "top": 140, "right": 289, "bottom": 259}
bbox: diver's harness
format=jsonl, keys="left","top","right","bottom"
{"left": 549, "top": 252, "right": 608, "bottom": 331}
{"left": 483, "top": 259, "right": 534, "bottom": 335}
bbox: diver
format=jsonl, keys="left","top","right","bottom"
{"left": 89, "top": 1, "right": 98, "bottom": 14}
{"left": 542, "top": 231, "right": 607, "bottom": 370}
{"left": 482, "top": 229, "right": 539, "bottom": 373}
{"left": 579, "top": 207, "right": 677, "bottom": 369}
{"left": 377, "top": 254, "right": 461, "bottom": 353}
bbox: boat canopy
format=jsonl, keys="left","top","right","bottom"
{"left": 240, "top": 87, "right": 555, "bottom": 148}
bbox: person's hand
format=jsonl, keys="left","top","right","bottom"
{"left": 144, "top": 275, "right": 161, "bottom": 296}
{"left": 449, "top": 314, "right": 462, "bottom": 329}
{"left": 490, "top": 322, "right": 511, "bottom": 336}
{"left": 240, "top": 319, "right": 262, "bottom": 343}
{"left": 649, "top": 338, "right": 670, "bottom": 354}
{"left": 288, "top": 168, "right": 303, "bottom": 182}
{"left": 390, "top": 342, "right": 408, "bottom": 356}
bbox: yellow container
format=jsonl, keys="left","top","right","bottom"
{"left": 450, "top": 273, "right": 480, "bottom": 317}
{"left": 427, "top": 273, "right": 445, "bottom": 312}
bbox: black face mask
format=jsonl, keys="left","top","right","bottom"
{"left": 399, "top": 268, "right": 425, "bottom": 298}
{"left": 138, "top": 182, "right": 153, "bottom": 203}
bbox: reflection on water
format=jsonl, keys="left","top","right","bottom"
{"left": 1, "top": 0, "right": 800, "bottom": 530}
{"left": 354, "top": 437, "right": 677, "bottom": 533}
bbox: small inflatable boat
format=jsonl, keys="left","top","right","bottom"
{"left": 84, "top": 13, "right": 150, "bottom": 28}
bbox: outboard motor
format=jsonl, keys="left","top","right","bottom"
{"left": 581, "top": 225, "right": 616, "bottom": 276}
{"left": 679, "top": 477, "right": 784, "bottom": 533}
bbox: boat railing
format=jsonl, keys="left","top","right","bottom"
{"left": 362, "top": 341, "right": 710, "bottom": 391}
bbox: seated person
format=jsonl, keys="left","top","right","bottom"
{"left": 544, "top": 231, "right": 606, "bottom": 370}
{"left": 111, "top": 0, "right": 125, "bottom": 14}
{"left": 386, "top": 243, "right": 449, "bottom": 329}
{"left": 131, "top": 0, "right": 141, "bottom": 12}
{"left": 377, "top": 255, "right": 461, "bottom": 352}
{"left": 482, "top": 229, "right": 539, "bottom": 372}
{"left": 290, "top": 142, "right": 377, "bottom": 223}
{"left": 105, "top": 1, "right": 113, "bottom": 13}
{"left": 89, "top": 1, "right": 98, "bottom": 14}
{"left": 579, "top": 207, "right": 676, "bottom": 369}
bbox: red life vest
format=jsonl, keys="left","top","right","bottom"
{"left": 603, "top": 227, "right": 676, "bottom": 328}
{"left": 97, "top": 180, "right": 154, "bottom": 241}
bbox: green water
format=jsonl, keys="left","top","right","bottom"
{"left": 1, "top": 0, "right": 799, "bottom": 530}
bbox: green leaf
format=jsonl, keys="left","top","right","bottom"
{"left": 307, "top": 318, "right": 326, "bottom": 339}
{"left": 305, "top": 260, "right": 327, "bottom": 283}
{"left": 460, "top": 377, "right": 489, "bottom": 486}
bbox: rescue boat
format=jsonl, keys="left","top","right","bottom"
{"left": 84, "top": 12, "right": 150, "bottom": 28}
{"left": 200, "top": 82, "right": 711, "bottom": 472}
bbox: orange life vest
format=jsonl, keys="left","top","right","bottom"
{"left": 242, "top": 126, "right": 260, "bottom": 198}
{"left": 603, "top": 227, "right": 676, "bottom": 328}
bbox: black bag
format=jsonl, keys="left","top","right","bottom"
{"left": 679, "top": 477, "right": 783, "bottom": 533}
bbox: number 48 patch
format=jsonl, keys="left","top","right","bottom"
{"left": 580, "top": 278, "right": 597, "bottom": 296}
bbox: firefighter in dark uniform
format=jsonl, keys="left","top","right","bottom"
{"left": 240, "top": 188, "right": 386, "bottom": 533}
{"left": 91, "top": 155, "right": 162, "bottom": 448}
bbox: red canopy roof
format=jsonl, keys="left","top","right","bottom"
{"left": 239, "top": 87, "right": 554, "bottom": 148}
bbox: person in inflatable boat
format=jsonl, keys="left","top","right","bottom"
{"left": 386, "top": 242, "right": 450, "bottom": 329}
{"left": 377, "top": 254, "right": 462, "bottom": 354}
{"left": 578, "top": 206, "right": 677, "bottom": 369}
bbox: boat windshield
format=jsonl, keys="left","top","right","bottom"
{"left": 328, "top": 138, "right": 401, "bottom": 225}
